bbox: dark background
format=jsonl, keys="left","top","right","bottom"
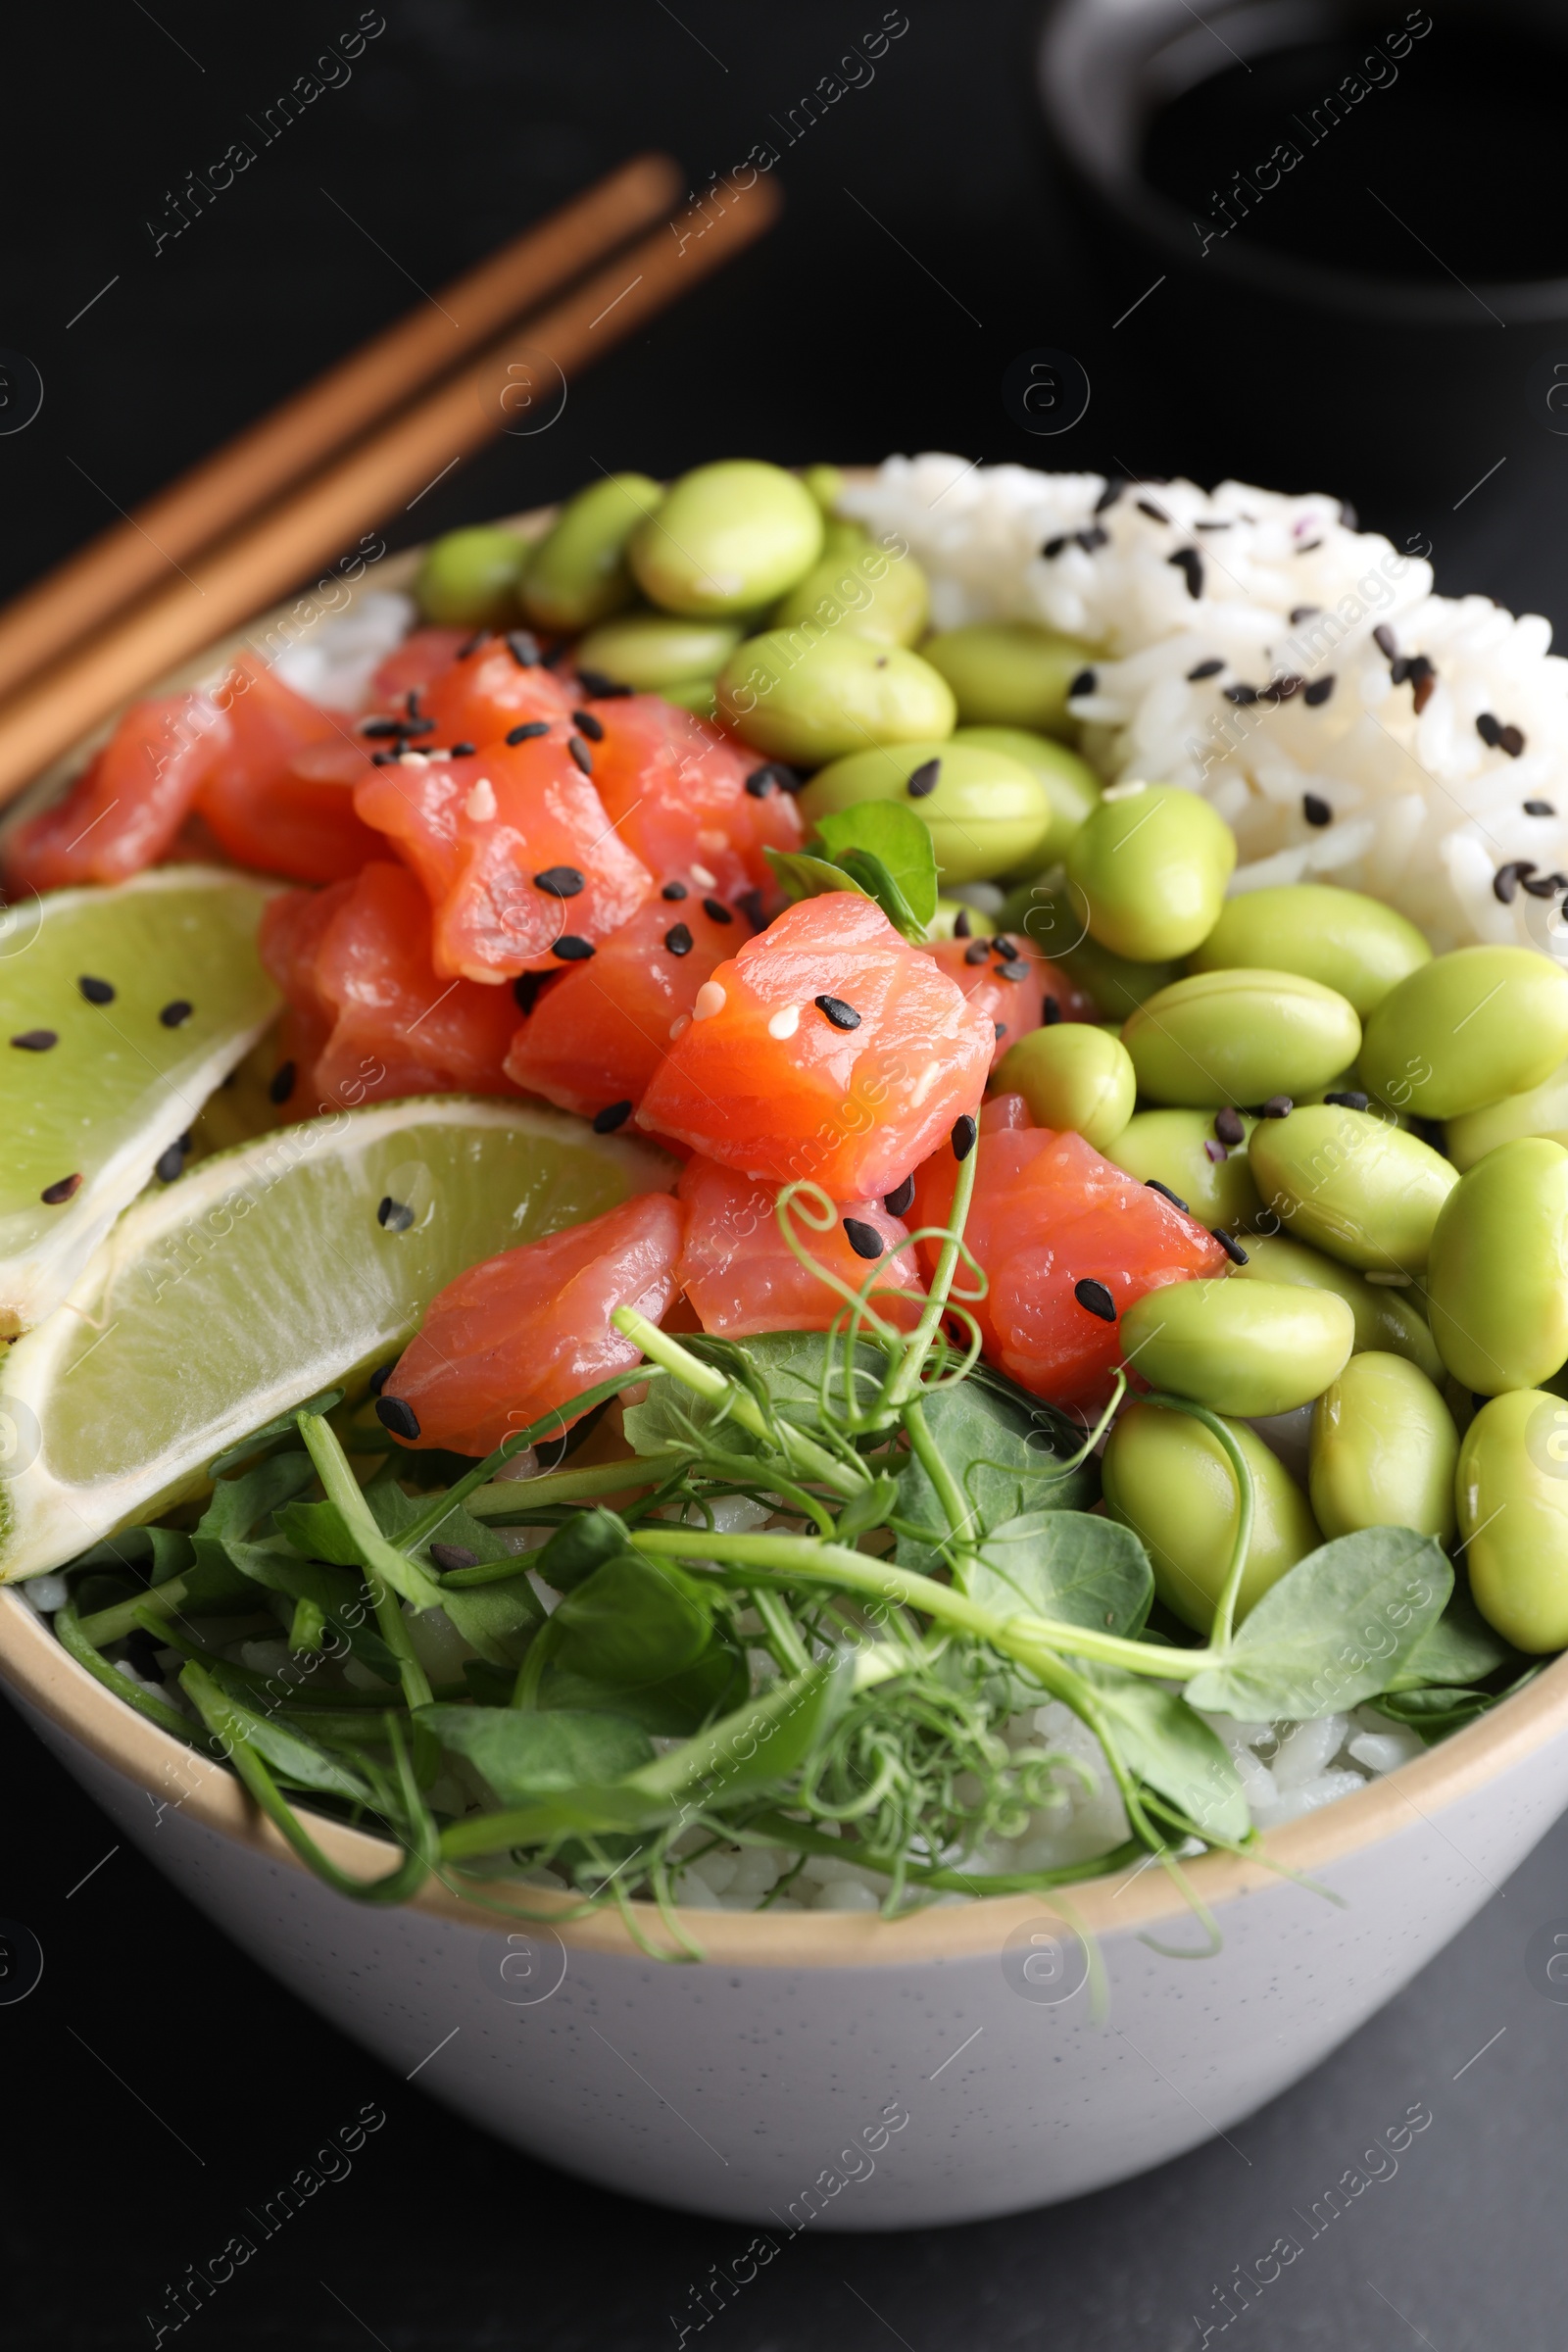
{"left": 3, "top": 3, "right": 1566, "bottom": 2343}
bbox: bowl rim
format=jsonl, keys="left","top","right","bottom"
{"left": 5, "top": 498, "right": 1566, "bottom": 1969}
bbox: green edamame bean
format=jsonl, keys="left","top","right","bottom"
{"left": 801, "top": 739, "right": 1050, "bottom": 885}
{"left": 1446, "top": 1056, "right": 1568, "bottom": 1172}
{"left": 715, "top": 632, "right": 955, "bottom": 765}
{"left": 993, "top": 1024, "right": 1136, "bottom": 1152}
{"left": 1425, "top": 1137, "right": 1568, "bottom": 1394}
{"left": 928, "top": 899, "right": 996, "bottom": 941}
{"left": 956, "top": 727, "right": 1102, "bottom": 862}
{"left": 1249, "top": 1102, "right": 1458, "bottom": 1274}
{"left": 1121, "top": 969, "right": 1362, "bottom": 1109}
{"left": 661, "top": 677, "right": 718, "bottom": 719}
{"left": 1308, "top": 1352, "right": 1458, "bottom": 1543}
{"left": 1064, "top": 783, "right": 1236, "bottom": 962}
{"left": 574, "top": 613, "right": 745, "bottom": 692}
{"left": 997, "top": 882, "right": 1182, "bottom": 1015}
{"left": 518, "top": 472, "right": 662, "bottom": 632}
{"left": 1231, "top": 1229, "right": 1446, "bottom": 1384}
{"left": 1102, "top": 1400, "right": 1321, "bottom": 1633}
{"left": 630, "top": 461, "right": 824, "bottom": 616}
{"left": 801, "top": 464, "right": 844, "bottom": 512}
{"left": 771, "top": 533, "right": 930, "bottom": 647}
{"left": 1119, "top": 1278, "right": 1354, "bottom": 1417}
{"left": 920, "top": 621, "right": 1094, "bottom": 738}
{"left": 1104, "top": 1108, "right": 1262, "bottom": 1231}
{"left": 415, "top": 526, "right": 529, "bottom": 629}
{"left": 1360, "top": 945, "right": 1568, "bottom": 1120}
{"left": 1188, "top": 883, "right": 1431, "bottom": 1015}
{"left": 1458, "top": 1389, "right": 1568, "bottom": 1651}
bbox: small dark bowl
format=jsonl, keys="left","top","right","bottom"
{"left": 1036, "top": 0, "right": 1568, "bottom": 512}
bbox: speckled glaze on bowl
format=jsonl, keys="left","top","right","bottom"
{"left": 4, "top": 514, "right": 1568, "bottom": 2227}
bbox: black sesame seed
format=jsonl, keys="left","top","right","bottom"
{"left": 1094, "top": 481, "right": 1121, "bottom": 513}
{"left": 736, "top": 889, "right": 766, "bottom": 931}
{"left": 664, "top": 923, "right": 694, "bottom": 956}
{"left": 1373, "top": 624, "right": 1397, "bottom": 660}
{"left": 10, "top": 1029, "right": 57, "bottom": 1052}
{"left": 883, "top": 1175, "right": 915, "bottom": 1217}
{"left": 40, "top": 1173, "right": 81, "bottom": 1204}
{"left": 744, "top": 767, "right": 776, "bottom": 798}
{"left": 77, "top": 976, "right": 115, "bottom": 1004}
{"left": 1499, "top": 723, "right": 1526, "bottom": 758}
{"left": 1068, "top": 666, "right": 1098, "bottom": 697}
{"left": 1214, "top": 1106, "right": 1245, "bottom": 1146}
{"left": 360, "top": 717, "right": 404, "bottom": 739}
{"left": 997, "top": 959, "right": 1029, "bottom": 983}
{"left": 1225, "top": 685, "right": 1259, "bottom": 706}
{"left": 815, "top": 994, "right": 861, "bottom": 1031}
{"left": 552, "top": 937, "right": 595, "bottom": 961}
{"left": 963, "top": 939, "right": 991, "bottom": 965}
{"left": 1494, "top": 860, "right": 1535, "bottom": 905}
{"left": 368, "top": 1364, "right": 393, "bottom": 1394}
{"left": 1525, "top": 800, "right": 1556, "bottom": 816}
{"left": 1296, "top": 540, "right": 1323, "bottom": 556}
{"left": 1075, "top": 525, "right": 1109, "bottom": 554}
{"left": 1168, "top": 548, "right": 1203, "bottom": 599}
{"left": 1303, "top": 675, "right": 1335, "bottom": 707}
{"left": 1212, "top": 1227, "right": 1250, "bottom": 1265}
{"left": 377, "top": 1196, "right": 415, "bottom": 1232}
{"left": 506, "top": 720, "right": 551, "bottom": 746}
{"left": 994, "top": 1021, "right": 1006, "bottom": 1039}
{"left": 662, "top": 880, "right": 689, "bottom": 901}
{"left": 375, "top": 1395, "right": 420, "bottom": 1441}
{"left": 1042, "top": 535, "right": 1068, "bottom": 559}
{"left": 1073, "top": 1277, "right": 1115, "bottom": 1322}
{"left": 1302, "top": 793, "right": 1333, "bottom": 827}
{"left": 906, "top": 759, "right": 941, "bottom": 799}
{"left": 571, "top": 709, "right": 605, "bottom": 742}
{"left": 1477, "top": 711, "right": 1503, "bottom": 748}
{"left": 445, "top": 744, "right": 474, "bottom": 761}
{"left": 159, "top": 1000, "right": 193, "bottom": 1028}
{"left": 952, "top": 1113, "right": 977, "bottom": 1161}
{"left": 1195, "top": 519, "right": 1232, "bottom": 532}
{"left": 1136, "top": 498, "right": 1169, "bottom": 523}
{"left": 1324, "top": 1090, "right": 1370, "bottom": 1111}
{"left": 575, "top": 667, "right": 633, "bottom": 699}
{"left": 1522, "top": 872, "right": 1562, "bottom": 899}
{"left": 533, "top": 865, "right": 585, "bottom": 898}
{"left": 506, "top": 631, "right": 541, "bottom": 668}
{"left": 154, "top": 1140, "right": 184, "bottom": 1183}
{"left": 592, "top": 1101, "right": 633, "bottom": 1134}
{"left": 1290, "top": 606, "right": 1322, "bottom": 624}
{"left": 401, "top": 716, "right": 435, "bottom": 736}
{"left": 567, "top": 735, "right": 593, "bottom": 775}
{"left": 954, "top": 907, "right": 972, "bottom": 939}
{"left": 1187, "top": 659, "right": 1224, "bottom": 681}
{"left": 458, "top": 633, "right": 488, "bottom": 660}
{"left": 843, "top": 1216, "right": 884, "bottom": 1261}
{"left": 1407, "top": 654, "right": 1435, "bottom": 685}
{"left": 1146, "top": 1178, "right": 1189, "bottom": 1211}
{"left": 370, "top": 751, "right": 398, "bottom": 765}
{"left": 1262, "top": 1094, "right": 1294, "bottom": 1118}
{"left": 703, "top": 897, "right": 733, "bottom": 925}
{"left": 430, "top": 1542, "right": 480, "bottom": 1572}
{"left": 268, "top": 1059, "right": 297, "bottom": 1105}
{"left": 992, "top": 937, "right": 1018, "bottom": 958}
{"left": 405, "top": 691, "right": 423, "bottom": 715}
{"left": 1043, "top": 996, "right": 1061, "bottom": 1024}
{"left": 1391, "top": 656, "right": 1412, "bottom": 686}
{"left": 1272, "top": 674, "right": 1305, "bottom": 700}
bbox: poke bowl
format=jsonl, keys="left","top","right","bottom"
{"left": 3, "top": 459, "right": 1568, "bottom": 2230}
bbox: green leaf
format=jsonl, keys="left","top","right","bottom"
{"left": 185, "top": 1451, "right": 319, "bottom": 1611}
{"left": 813, "top": 802, "right": 939, "bottom": 934}
{"left": 550, "top": 1552, "right": 715, "bottom": 1689}
{"left": 1186, "top": 1528, "right": 1452, "bottom": 1721}
{"left": 1082, "top": 1665, "right": 1250, "bottom": 1844}
{"left": 224, "top": 1541, "right": 402, "bottom": 1683}
{"left": 897, "top": 1372, "right": 1098, "bottom": 1574}
{"left": 533, "top": 1507, "right": 635, "bottom": 1592}
{"left": 836, "top": 1475, "right": 902, "bottom": 1544}
{"left": 631, "top": 1652, "right": 854, "bottom": 1805}
{"left": 1385, "top": 1578, "right": 1518, "bottom": 1691}
{"left": 1374, "top": 1685, "right": 1494, "bottom": 1738}
{"left": 545, "top": 1641, "right": 749, "bottom": 1737}
{"left": 417, "top": 1703, "right": 655, "bottom": 1802}
{"left": 201, "top": 1680, "right": 374, "bottom": 1803}
{"left": 835, "top": 849, "right": 923, "bottom": 939}
{"left": 970, "top": 1511, "right": 1152, "bottom": 1638}
{"left": 763, "top": 846, "right": 874, "bottom": 908}
{"left": 70, "top": 1525, "right": 193, "bottom": 1583}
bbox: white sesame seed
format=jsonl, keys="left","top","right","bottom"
{"left": 767, "top": 1004, "right": 801, "bottom": 1040}
{"left": 668, "top": 1013, "right": 691, "bottom": 1040}
{"left": 1102, "top": 778, "right": 1150, "bottom": 802}
{"left": 464, "top": 778, "right": 497, "bottom": 821}
{"left": 690, "top": 863, "right": 717, "bottom": 889}
{"left": 693, "top": 981, "right": 726, "bottom": 1022}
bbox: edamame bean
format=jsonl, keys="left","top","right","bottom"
{"left": 1102, "top": 1400, "right": 1321, "bottom": 1633}
{"left": 1064, "top": 783, "right": 1236, "bottom": 961}
{"left": 1424, "top": 1137, "right": 1568, "bottom": 1394}
{"left": 518, "top": 472, "right": 662, "bottom": 632}
{"left": 1249, "top": 1102, "right": 1458, "bottom": 1274}
{"left": 801, "top": 464, "right": 844, "bottom": 512}
{"left": 1446, "top": 1056, "right": 1568, "bottom": 1172}
{"left": 956, "top": 727, "right": 1102, "bottom": 862}
{"left": 1359, "top": 945, "right": 1568, "bottom": 1120}
{"left": 997, "top": 882, "right": 1183, "bottom": 1015}
{"left": 1232, "top": 1229, "right": 1446, "bottom": 1383}
{"left": 415, "top": 526, "right": 529, "bottom": 628}
{"left": 1189, "top": 883, "right": 1431, "bottom": 1015}
{"left": 1104, "top": 1108, "right": 1262, "bottom": 1231}
{"left": 1121, "top": 969, "right": 1362, "bottom": 1108}
{"left": 771, "top": 532, "right": 930, "bottom": 646}
{"left": 928, "top": 899, "right": 997, "bottom": 941}
{"left": 661, "top": 677, "right": 718, "bottom": 719}
{"left": 1119, "top": 1278, "right": 1354, "bottom": 1417}
{"left": 630, "top": 461, "right": 824, "bottom": 616}
{"left": 1308, "top": 1352, "right": 1458, "bottom": 1543}
{"left": 993, "top": 1024, "right": 1136, "bottom": 1152}
{"left": 574, "top": 613, "right": 745, "bottom": 692}
{"left": 799, "top": 738, "right": 1049, "bottom": 883}
{"left": 921, "top": 621, "right": 1094, "bottom": 738}
{"left": 716, "top": 632, "right": 956, "bottom": 765}
{"left": 1457, "top": 1389, "right": 1568, "bottom": 1651}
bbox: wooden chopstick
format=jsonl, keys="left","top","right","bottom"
{"left": 0, "top": 173, "right": 781, "bottom": 810}
{"left": 0, "top": 154, "right": 684, "bottom": 708}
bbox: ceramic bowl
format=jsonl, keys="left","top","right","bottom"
{"left": 4, "top": 523, "right": 1567, "bottom": 2230}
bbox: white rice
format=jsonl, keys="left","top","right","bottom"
{"left": 841, "top": 454, "right": 1568, "bottom": 959}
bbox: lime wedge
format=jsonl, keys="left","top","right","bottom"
{"left": 0, "top": 1097, "right": 675, "bottom": 1579}
{"left": 0, "top": 867, "right": 281, "bottom": 1337}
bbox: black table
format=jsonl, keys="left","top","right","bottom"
{"left": 3, "top": 5, "right": 1565, "bottom": 2342}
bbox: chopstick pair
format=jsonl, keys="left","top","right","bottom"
{"left": 0, "top": 156, "right": 781, "bottom": 808}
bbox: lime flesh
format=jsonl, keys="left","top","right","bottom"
{"left": 0, "top": 868, "right": 280, "bottom": 1336}
{"left": 0, "top": 1097, "right": 675, "bottom": 1578}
